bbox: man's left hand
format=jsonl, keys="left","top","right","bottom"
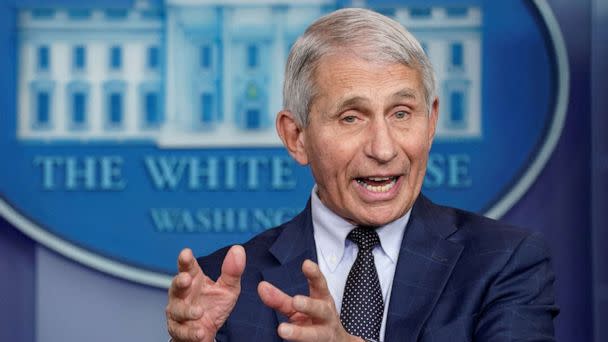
{"left": 257, "top": 259, "right": 363, "bottom": 342}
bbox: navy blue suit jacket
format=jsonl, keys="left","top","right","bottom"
{"left": 198, "top": 194, "right": 558, "bottom": 341}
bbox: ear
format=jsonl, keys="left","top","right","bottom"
{"left": 427, "top": 97, "right": 439, "bottom": 147}
{"left": 276, "top": 110, "right": 309, "bottom": 165}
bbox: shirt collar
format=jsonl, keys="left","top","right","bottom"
{"left": 311, "top": 185, "right": 411, "bottom": 271}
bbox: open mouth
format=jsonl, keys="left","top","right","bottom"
{"left": 355, "top": 176, "right": 399, "bottom": 193}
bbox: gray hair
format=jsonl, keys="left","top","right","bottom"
{"left": 283, "top": 7, "right": 436, "bottom": 127}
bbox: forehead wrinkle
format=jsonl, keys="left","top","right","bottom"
{"left": 312, "top": 56, "right": 423, "bottom": 118}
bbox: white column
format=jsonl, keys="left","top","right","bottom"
{"left": 467, "top": 34, "right": 482, "bottom": 137}
{"left": 88, "top": 42, "right": 104, "bottom": 136}
{"left": 52, "top": 42, "right": 69, "bottom": 136}
{"left": 18, "top": 43, "right": 32, "bottom": 139}
{"left": 222, "top": 7, "right": 235, "bottom": 129}
{"left": 431, "top": 37, "right": 447, "bottom": 135}
{"left": 270, "top": 6, "right": 286, "bottom": 116}
{"left": 173, "top": 10, "right": 190, "bottom": 131}
{"left": 124, "top": 43, "right": 140, "bottom": 135}
{"left": 164, "top": 6, "right": 178, "bottom": 131}
{"left": 181, "top": 31, "right": 195, "bottom": 130}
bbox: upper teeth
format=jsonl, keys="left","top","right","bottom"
{"left": 357, "top": 177, "right": 397, "bottom": 193}
{"left": 368, "top": 177, "right": 391, "bottom": 181}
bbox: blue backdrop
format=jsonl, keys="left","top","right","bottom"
{"left": 0, "top": 0, "right": 605, "bottom": 341}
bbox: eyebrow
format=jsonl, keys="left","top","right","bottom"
{"left": 334, "top": 89, "right": 419, "bottom": 112}
{"left": 391, "top": 89, "right": 418, "bottom": 101}
{"left": 336, "top": 96, "right": 369, "bottom": 112}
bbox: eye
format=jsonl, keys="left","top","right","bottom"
{"left": 394, "top": 110, "right": 409, "bottom": 119}
{"left": 342, "top": 115, "right": 358, "bottom": 123}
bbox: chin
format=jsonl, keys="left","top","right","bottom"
{"left": 354, "top": 207, "right": 403, "bottom": 227}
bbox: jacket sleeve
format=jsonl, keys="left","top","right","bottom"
{"left": 474, "top": 232, "right": 559, "bottom": 341}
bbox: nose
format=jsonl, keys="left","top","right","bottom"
{"left": 364, "top": 117, "right": 398, "bottom": 163}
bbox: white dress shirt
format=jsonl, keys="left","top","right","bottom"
{"left": 310, "top": 186, "right": 410, "bottom": 341}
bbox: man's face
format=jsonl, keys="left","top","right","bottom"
{"left": 292, "top": 53, "right": 438, "bottom": 226}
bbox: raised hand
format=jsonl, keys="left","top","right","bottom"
{"left": 257, "top": 259, "right": 363, "bottom": 342}
{"left": 166, "top": 246, "right": 246, "bottom": 342}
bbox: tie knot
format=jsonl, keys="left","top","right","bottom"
{"left": 347, "top": 227, "right": 380, "bottom": 251}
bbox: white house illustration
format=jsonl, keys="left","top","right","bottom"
{"left": 17, "top": 0, "right": 482, "bottom": 147}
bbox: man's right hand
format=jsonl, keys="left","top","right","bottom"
{"left": 166, "top": 245, "right": 246, "bottom": 342}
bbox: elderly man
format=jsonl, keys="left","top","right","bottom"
{"left": 166, "top": 8, "right": 558, "bottom": 342}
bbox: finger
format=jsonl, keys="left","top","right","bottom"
{"left": 257, "top": 281, "right": 297, "bottom": 318}
{"left": 167, "top": 319, "right": 207, "bottom": 342}
{"left": 165, "top": 301, "right": 203, "bottom": 323}
{"left": 217, "top": 245, "right": 246, "bottom": 290}
{"left": 277, "top": 322, "right": 321, "bottom": 342}
{"left": 178, "top": 248, "right": 204, "bottom": 278}
{"left": 301, "top": 260, "right": 331, "bottom": 300}
{"left": 291, "top": 295, "right": 333, "bottom": 321}
{"left": 169, "top": 272, "right": 193, "bottom": 299}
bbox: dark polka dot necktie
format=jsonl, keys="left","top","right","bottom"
{"left": 340, "top": 227, "right": 384, "bottom": 341}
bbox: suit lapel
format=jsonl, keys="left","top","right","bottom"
{"left": 262, "top": 200, "right": 318, "bottom": 325}
{"left": 385, "top": 195, "right": 464, "bottom": 341}
{"left": 258, "top": 195, "right": 464, "bottom": 339}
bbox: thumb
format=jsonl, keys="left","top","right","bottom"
{"left": 217, "top": 245, "right": 246, "bottom": 290}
